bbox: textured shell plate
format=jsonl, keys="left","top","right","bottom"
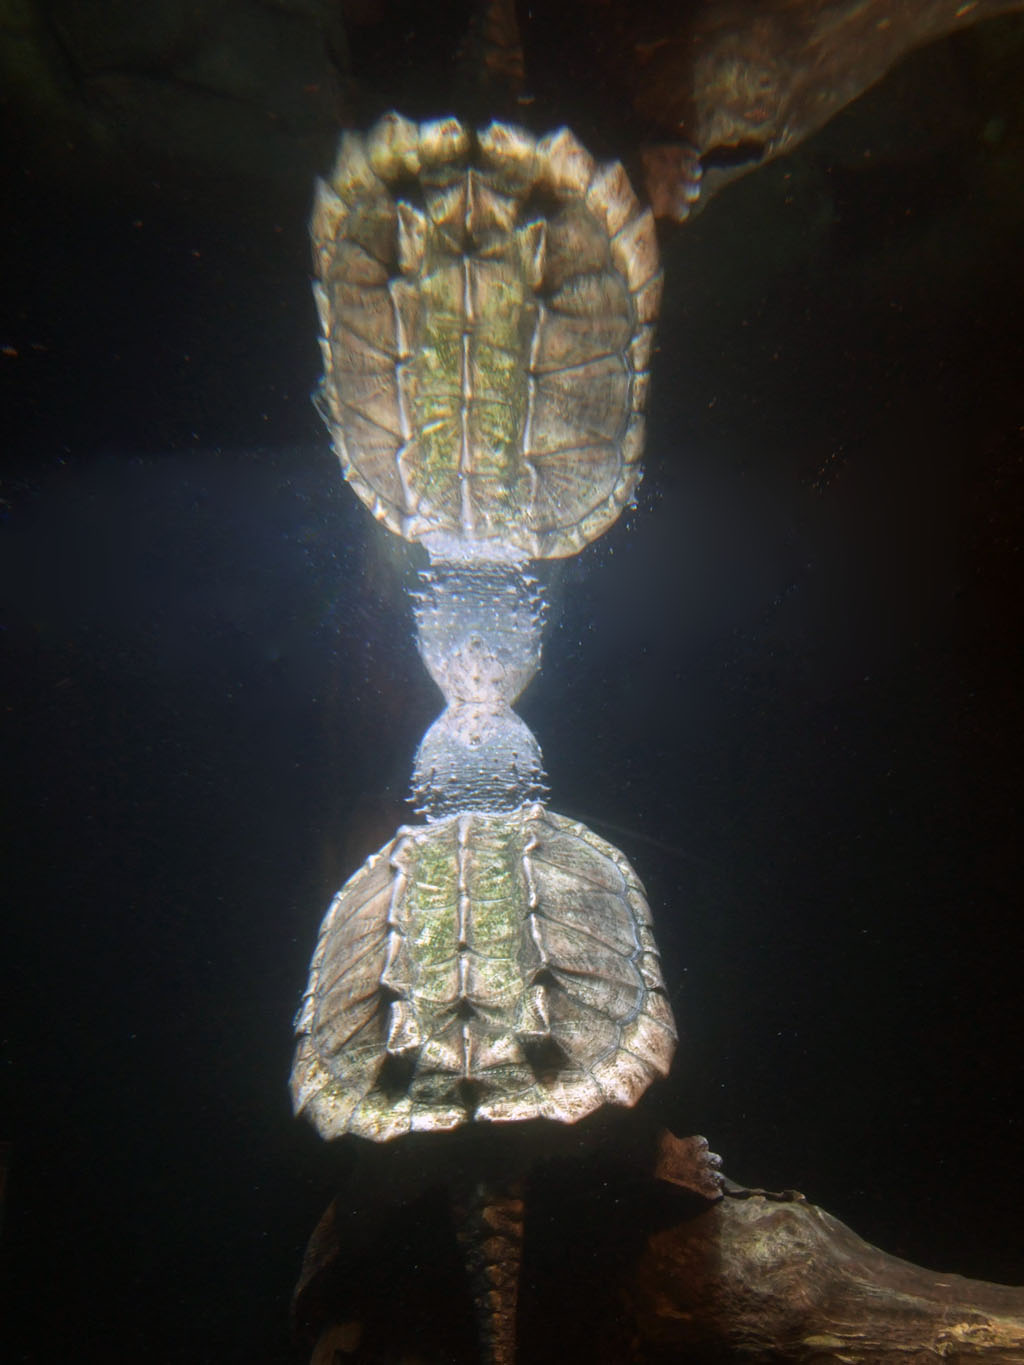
{"left": 290, "top": 805, "right": 676, "bottom": 1142}
{"left": 311, "top": 113, "right": 662, "bottom": 559}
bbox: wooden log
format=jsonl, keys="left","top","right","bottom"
{"left": 632, "top": 1133, "right": 1024, "bottom": 1361}
{"left": 632, "top": 0, "right": 1024, "bottom": 217}
{"left": 630, "top": 1189, "right": 1024, "bottom": 1360}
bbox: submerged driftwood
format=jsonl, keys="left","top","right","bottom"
{"left": 627, "top": 0, "right": 1024, "bottom": 216}
{"left": 638, "top": 1134, "right": 1024, "bottom": 1361}
{"left": 296, "top": 1132, "right": 1024, "bottom": 1363}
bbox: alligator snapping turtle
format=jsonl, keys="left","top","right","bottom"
{"left": 308, "top": 110, "right": 659, "bottom": 561}
{"left": 290, "top": 110, "right": 675, "bottom": 1363}
{"left": 291, "top": 804, "right": 674, "bottom": 1140}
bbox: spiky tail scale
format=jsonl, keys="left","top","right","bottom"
{"left": 455, "top": 0, "right": 525, "bottom": 119}
{"left": 452, "top": 1178, "right": 525, "bottom": 1365}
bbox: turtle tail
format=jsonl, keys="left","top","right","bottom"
{"left": 452, "top": 1177, "right": 525, "bottom": 1365}
{"left": 454, "top": 0, "right": 526, "bottom": 122}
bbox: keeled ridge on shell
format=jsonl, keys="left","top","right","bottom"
{"left": 289, "top": 807, "right": 677, "bottom": 1141}
{"left": 311, "top": 112, "right": 663, "bottom": 560}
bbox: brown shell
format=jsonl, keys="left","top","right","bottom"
{"left": 290, "top": 805, "right": 676, "bottom": 1141}
{"left": 311, "top": 113, "right": 661, "bottom": 560}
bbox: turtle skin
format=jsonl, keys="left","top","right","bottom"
{"left": 311, "top": 112, "right": 661, "bottom": 560}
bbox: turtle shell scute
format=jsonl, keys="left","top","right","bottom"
{"left": 312, "top": 114, "right": 661, "bottom": 559}
{"left": 290, "top": 806, "right": 676, "bottom": 1142}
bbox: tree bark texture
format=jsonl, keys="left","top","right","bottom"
{"left": 634, "top": 0, "right": 1024, "bottom": 215}
{"left": 630, "top": 1182, "right": 1024, "bottom": 1361}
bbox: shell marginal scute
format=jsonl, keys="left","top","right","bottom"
{"left": 290, "top": 806, "right": 676, "bottom": 1141}
{"left": 312, "top": 113, "right": 661, "bottom": 560}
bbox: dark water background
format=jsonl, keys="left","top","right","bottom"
{"left": 3, "top": 10, "right": 1023, "bottom": 1362}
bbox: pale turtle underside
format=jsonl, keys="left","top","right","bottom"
{"left": 290, "top": 805, "right": 676, "bottom": 1141}
{"left": 311, "top": 113, "right": 661, "bottom": 560}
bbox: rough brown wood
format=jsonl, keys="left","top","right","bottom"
{"left": 635, "top": 0, "right": 1024, "bottom": 216}
{"left": 631, "top": 1146, "right": 1024, "bottom": 1361}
